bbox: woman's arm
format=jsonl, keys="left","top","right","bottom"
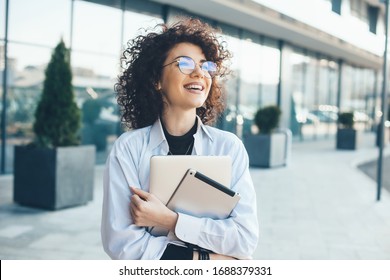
{"left": 101, "top": 145, "right": 168, "bottom": 260}
{"left": 130, "top": 187, "right": 241, "bottom": 260}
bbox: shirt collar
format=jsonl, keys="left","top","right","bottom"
{"left": 149, "top": 118, "right": 168, "bottom": 153}
{"left": 195, "top": 115, "right": 213, "bottom": 141}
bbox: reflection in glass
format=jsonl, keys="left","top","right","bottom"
{"left": 239, "top": 34, "right": 262, "bottom": 136}
{"left": 73, "top": 0, "right": 121, "bottom": 55}
{"left": 1, "top": 42, "right": 3, "bottom": 90}
{"left": 9, "top": 0, "right": 71, "bottom": 46}
{"left": 71, "top": 50, "right": 121, "bottom": 163}
{"left": 123, "top": 10, "right": 163, "bottom": 49}
{"left": 0, "top": 0, "right": 5, "bottom": 39}
{"left": 218, "top": 31, "right": 241, "bottom": 134}
{"left": 260, "top": 43, "right": 279, "bottom": 107}
{"left": 340, "top": 65, "right": 377, "bottom": 132}
{"left": 6, "top": 43, "right": 51, "bottom": 146}
{"left": 71, "top": 51, "right": 118, "bottom": 80}
{"left": 341, "top": 65, "right": 354, "bottom": 111}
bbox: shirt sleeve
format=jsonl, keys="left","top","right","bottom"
{"left": 101, "top": 141, "right": 168, "bottom": 260}
{"left": 174, "top": 139, "right": 259, "bottom": 259}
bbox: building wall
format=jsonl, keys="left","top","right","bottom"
{"left": 0, "top": 0, "right": 384, "bottom": 173}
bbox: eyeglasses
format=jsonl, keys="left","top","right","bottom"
{"left": 162, "top": 56, "right": 217, "bottom": 79}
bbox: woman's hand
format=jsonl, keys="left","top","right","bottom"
{"left": 130, "top": 187, "right": 178, "bottom": 231}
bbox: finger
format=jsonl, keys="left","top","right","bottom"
{"left": 130, "top": 207, "right": 142, "bottom": 226}
{"left": 131, "top": 187, "right": 150, "bottom": 201}
{"left": 130, "top": 198, "right": 138, "bottom": 211}
{"left": 132, "top": 194, "right": 145, "bottom": 207}
{"left": 130, "top": 205, "right": 139, "bottom": 218}
{"left": 130, "top": 204, "right": 136, "bottom": 219}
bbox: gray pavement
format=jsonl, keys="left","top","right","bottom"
{"left": 1, "top": 132, "right": 390, "bottom": 260}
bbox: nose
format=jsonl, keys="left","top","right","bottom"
{"left": 190, "top": 63, "right": 205, "bottom": 78}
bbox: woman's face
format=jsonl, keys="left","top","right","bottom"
{"left": 159, "top": 42, "right": 212, "bottom": 113}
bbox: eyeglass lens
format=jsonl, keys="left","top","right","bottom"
{"left": 178, "top": 56, "right": 217, "bottom": 78}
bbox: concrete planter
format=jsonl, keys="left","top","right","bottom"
{"left": 244, "top": 132, "right": 288, "bottom": 168}
{"left": 13, "top": 145, "right": 96, "bottom": 210}
{"left": 336, "top": 128, "right": 360, "bottom": 150}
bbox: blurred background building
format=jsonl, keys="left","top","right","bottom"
{"left": 0, "top": 0, "right": 388, "bottom": 173}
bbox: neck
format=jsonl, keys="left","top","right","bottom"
{"left": 161, "top": 109, "right": 197, "bottom": 136}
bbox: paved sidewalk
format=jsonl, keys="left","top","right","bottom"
{"left": 253, "top": 134, "right": 390, "bottom": 259}
{"left": 0, "top": 133, "right": 390, "bottom": 260}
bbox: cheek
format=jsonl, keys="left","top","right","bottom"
{"left": 206, "top": 81, "right": 213, "bottom": 94}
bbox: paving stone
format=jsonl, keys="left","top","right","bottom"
{"left": 1, "top": 136, "right": 390, "bottom": 260}
{"left": 0, "top": 225, "right": 33, "bottom": 238}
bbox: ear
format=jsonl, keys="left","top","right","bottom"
{"left": 155, "top": 81, "right": 162, "bottom": 91}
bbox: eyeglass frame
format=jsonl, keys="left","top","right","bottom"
{"left": 161, "top": 56, "right": 217, "bottom": 79}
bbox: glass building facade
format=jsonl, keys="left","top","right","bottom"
{"left": 0, "top": 0, "right": 386, "bottom": 173}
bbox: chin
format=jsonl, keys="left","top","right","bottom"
{"left": 194, "top": 100, "right": 207, "bottom": 108}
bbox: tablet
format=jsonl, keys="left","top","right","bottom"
{"left": 150, "top": 168, "right": 239, "bottom": 236}
{"left": 149, "top": 155, "right": 231, "bottom": 206}
{"left": 167, "top": 169, "right": 240, "bottom": 218}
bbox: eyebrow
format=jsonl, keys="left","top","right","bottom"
{"left": 173, "top": 56, "right": 208, "bottom": 62}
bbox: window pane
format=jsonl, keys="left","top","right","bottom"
{"left": 8, "top": 43, "right": 51, "bottom": 73}
{"left": 260, "top": 43, "right": 280, "bottom": 107}
{"left": 289, "top": 49, "right": 308, "bottom": 137}
{"left": 0, "top": 42, "right": 3, "bottom": 87}
{"left": 72, "top": 51, "right": 118, "bottom": 80}
{"left": 341, "top": 64, "right": 353, "bottom": 111}
{"left": 123, "top": 10, "right": 163, "bottom": 47}
{"left": 7, "top": 43, "right": 50, "bottom": 150}
{"left": 239, "top": 34, "right": 262, "bottom": 136}
{"left": 300, "top": 54, "right": 317, "bottom": 140}
{"left": 71, "top": 51, "right": 119, "bottom": 162}
{"left": 218, "top": 30, "right": 241, "bottom": 134}
{"left": 314, "top": 58, "right": 338, "bottom": 137}
{"left": 73, "top": 1, "right": 121, "bottom": 55}
{"left": 9, "top": 0, "right": 71, "bottom": 46}
{"left": 349, "top": 67, "right": 373, "bottom": 131}
{"left": 0, "top": 0, "right": 5, "bottom": 39}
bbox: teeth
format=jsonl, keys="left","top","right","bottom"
{"left": 185, "top": 85, "right": 202, "bottom": 90}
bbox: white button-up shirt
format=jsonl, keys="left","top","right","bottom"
{"left": 101, "top": 117, "right": 259, "bottom": 260}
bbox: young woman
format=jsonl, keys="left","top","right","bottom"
{"left": 101, "top": 18, "right": 259, "bottom": 260}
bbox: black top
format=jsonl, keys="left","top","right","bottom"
{"left": 162, "top": 118, "right": 197, "bottom": 155}
{"left": 159, "top": 118, "right": 198, "bottom": 260}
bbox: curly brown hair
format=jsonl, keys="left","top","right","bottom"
{"left": 115, "top": 18, "right": 231, "bottom": 129}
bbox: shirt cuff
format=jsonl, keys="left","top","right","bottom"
{"left": 174, "top": 213, "right": 202, "bottom": 245}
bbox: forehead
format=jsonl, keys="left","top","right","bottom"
{"left": 165, "top": 42, "right": 206, "bottom": 61}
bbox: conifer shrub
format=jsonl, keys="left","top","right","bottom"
{"left": 33, "top": 40, "right": 80, "bottom": 147}
{"left": 337, "top": 112, "right": 354, "bottom": 129}
{"left": 254, "top": 105, "right": 281, "bottom": 134}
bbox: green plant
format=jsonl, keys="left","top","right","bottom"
{"left": 82, "top": 99, "right": 102, "bottom": 124}
{"left": 33, "top": 40, "right": 81, "bottom": 147}
{"left": 254, "top": 105, "right": 281, "bottom": 134}
{"left": 337, "top": 112, "right": 354, "bottom": 129}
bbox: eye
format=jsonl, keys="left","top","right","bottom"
{"left": 202, "top": 61, "right": 217, "bottom": 77}
{"left": 178, "top": 57, "right": 195, "bottom": 70}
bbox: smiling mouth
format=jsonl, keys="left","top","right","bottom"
{"left": 184, "top": 84, "right": 205, "bottom": 92}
